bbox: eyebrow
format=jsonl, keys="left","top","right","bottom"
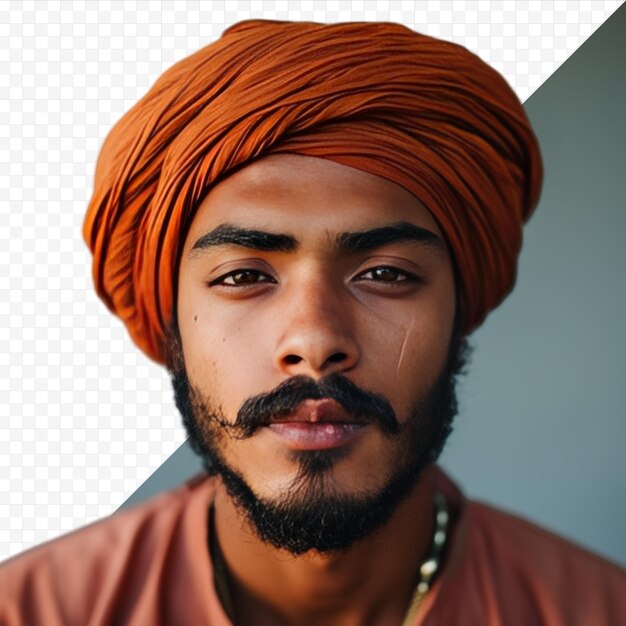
{"left": 191, "top": 224, "right": 297, "bottom": 253}
{"left": 336, "top": 221, "right": 443, "bottom": 253}
{"left": 190, "top": 220, "right": 443, "bottom": 256}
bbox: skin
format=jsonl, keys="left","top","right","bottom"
{"left": 177, "top": 154, "right": 457, "bottom": 626}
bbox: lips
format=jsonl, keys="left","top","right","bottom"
{"left": 267, "top": 398, "right": 367, "bottom": 450}
{"left": 273, "top": 398, "right": 358, "bottom": 424}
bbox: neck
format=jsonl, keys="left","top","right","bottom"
{"left": 213, "top": 465, "right": 437, "bottom": 626}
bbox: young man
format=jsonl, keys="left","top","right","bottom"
{"left": 1, "top": 19, "right": 624, "bottom": 626}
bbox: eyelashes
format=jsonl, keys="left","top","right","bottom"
{"left": 209, "top": 269, "right": 276, "bottom": 287}
{"left": 353, "top": 266, "right": 418, "bottom": 284}
{"left": 208, "top": 265, "right": 420, "bottom": 289}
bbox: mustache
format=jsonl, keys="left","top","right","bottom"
{"left": 219, "top": 373, "right": 400, "bottom": 439}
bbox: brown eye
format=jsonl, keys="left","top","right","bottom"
{"left": 210, "top": 269, "right": 274, "bottom": 287}
{"left": 372, "top": 267, "right": 403, "bottom": 282}
{"left": 357, "top": 266, "right": 411, "bottom": 283}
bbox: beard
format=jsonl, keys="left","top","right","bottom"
{"left": 170, "top": 340, "right": 466, "bottom": 556}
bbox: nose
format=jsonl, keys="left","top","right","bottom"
{"left": 273, "top": 277, "right": 360, "bottom": 378}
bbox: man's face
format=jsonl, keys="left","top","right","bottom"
{"left": 176, "top": 154, "right": 457, "bottom": 551}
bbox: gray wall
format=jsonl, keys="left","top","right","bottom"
{"left": 442, "top": 4, "right": 626, "bottom": 567}
{"left": 123, "top": 6, "right": 626, "bottom": 567}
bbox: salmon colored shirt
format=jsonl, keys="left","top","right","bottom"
{"left": 1, "top": 468, "right": 624, "bottom": 625}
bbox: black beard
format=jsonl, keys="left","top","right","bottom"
{"left": 171, "top": 345, "right": 465, "bottom": 556}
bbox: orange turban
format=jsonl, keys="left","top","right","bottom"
{"left": 84, "top": 19, "right": 542, "bottom": 364}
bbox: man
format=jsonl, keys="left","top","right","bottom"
{"left": 1, "top": 19, "right": 624, "bottom": 626}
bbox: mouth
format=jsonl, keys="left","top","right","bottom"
{"left": 267, "top": 399, "right": 368, "bottom": 450}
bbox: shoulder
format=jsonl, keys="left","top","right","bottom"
{"left": 466, "top": 499, "right": 626, "bottom": 623}
{"left": 430, "top": 469, "right": 626, "bottom": 625}
{"left": 468, "top": 499, "right": 625, "bottom": 579}
{"left": 0, "top": 475, "right": 217, "bottom": 626}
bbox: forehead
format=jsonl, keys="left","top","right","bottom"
{"left": 183, "top": 154, "right": 444, "bottom": 252}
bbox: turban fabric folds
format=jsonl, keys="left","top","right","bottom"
{"left": 84, "top": 20, "right": 542, "bottom": 364}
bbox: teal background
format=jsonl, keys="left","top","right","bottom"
{"left": 122, "top": 6, "right": 626, "bottom": 567}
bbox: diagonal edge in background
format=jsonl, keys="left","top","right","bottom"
{"left": 120, "top": 6, "right": 626, "bottom": 569}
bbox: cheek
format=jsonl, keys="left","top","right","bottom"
{"left": 362, "top": 296, "right": 452, "bottom": 362}
{"left": 178, "top": 296, "right": 277, "bottom": 413}
{"left": 357, "top": 297, "right": 455, "bottom": 416}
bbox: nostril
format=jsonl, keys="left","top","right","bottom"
{"left": 284, "top": 354, "right": 302, "bottom": 365}
{"left": 327, "top": 352, "right": 347, "bottom": 364}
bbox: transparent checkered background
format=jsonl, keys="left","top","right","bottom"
{"left": 1, "top": 0, "right": 623, "bottom": 560}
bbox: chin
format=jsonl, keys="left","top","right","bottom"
{"left": 171, "top": 339, "right": 464, "bottom": 554}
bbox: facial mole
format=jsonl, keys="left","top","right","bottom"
{"left": 194, "top": 315, "right": 198, "bottom": 322}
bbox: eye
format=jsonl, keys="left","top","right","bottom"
{"left": 209, "top": 269, "right": 275, "bottom": 287}
{"left": 355, "top": 266, "right": 416, "bottom": 284}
